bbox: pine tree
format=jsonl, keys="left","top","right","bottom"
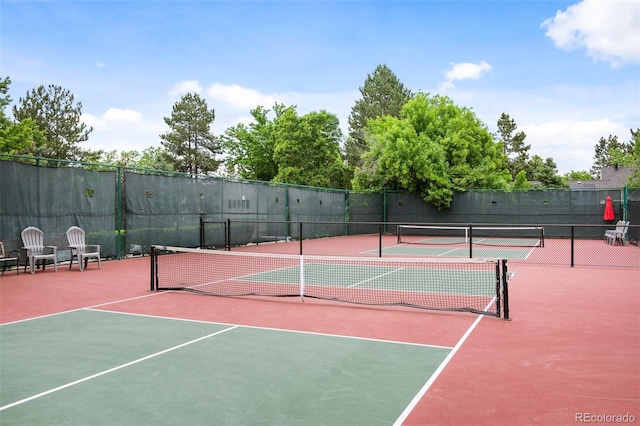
{"left": 12, "top": 84, "right": 92, "bottom": 161}
{"left": 345, "top": 64, "right": 412, "bottom": 181}
{"left": 160, "top": 93, "right": 220, "bottom": 175}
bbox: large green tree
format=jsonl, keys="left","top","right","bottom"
{"left": 271, "top": 107, "right": 347, "bottom": 188}
{"left": 353, "top": 93, "right": 510, "bottom": 209}
{"left": 12, "top": 84, "right": 92, "bottom": 161}
{"left": 220, "top": 104, "right": 284, "bottom": 181}
{"left": 160, "top": 93, "right": 220, "bottom": 175}
{"left": 495, "top": 113, "right": 530, "bottom": 179}
{"left": 0, "top": 77, "right": 46, "bottom": 156}
{"left": 221, "top": 103, "right": 347, "bottom": 188}
{"left": 345, "top": 64, "right": 413, "bottom": 180}
{"left": 528, "top": 155, "right": 562, "bottom": 187}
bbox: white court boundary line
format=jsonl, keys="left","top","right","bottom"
{"left": 1, "top": 306, "right": 456, "bottom": 412}
{"left": 0, "top": 291, "right": 171, "bottom": 327}
{"left": 392, "top": 300, "right": 493, "bottom": 426}
{"left": 0, "top": 325, "right": 239, "bottom": 412}
{"left": 84, "top": 308, "right": 453, "bottom": 350}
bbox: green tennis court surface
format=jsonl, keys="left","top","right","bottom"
{"left": 373, "top": 245, "right": 534, "bottom": 259}
{"left": 0, "top": 309, "right": 451, "bottom": 425}
{"left": 409, "top": 236, "right": 541, "bottom": 246}
{"left": 239, "top": 263, "right": 498, "bottom": 295}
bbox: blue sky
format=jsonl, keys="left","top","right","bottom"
{"left": 2, "top": 0, "right": 639, "bottom": 174}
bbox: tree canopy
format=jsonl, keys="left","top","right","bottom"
{"left": 220, "top": 104, "right": 282, "bottom": 181}
{"left": 272, "top": 107, "right": 347, "bottom": 188}
{"left": 11, "top": 83, "right": 91, "bottom": 160}
{"left": 221, "top": 103, "right": 347, "bottom": 188}
{"left": 160, "top": 93, "right": 220, "bottom": 175}
{"left": 345, "top": 64, "right": 413, "bottom": 181}
{"left": 496, "top": 112, "right": 530, "bottom": 179}
{"left": 100, "top": 147, "right": 174, "bottom": 171}
{"left": 353, "top": 93, "right": 510, "bottom": 209}
{"left": 591, "top": 131, "right": 638, "bottom": 178}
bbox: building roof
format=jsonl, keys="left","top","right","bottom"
{"left": 568, "top": 166, "right": 638, "bottom": 190}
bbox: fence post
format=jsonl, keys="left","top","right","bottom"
{"left": 379, "top": 222, "right": 383, "bottom": 258}
{"left": 299, "top": 222, "right": 303, "bottom": 255}
{"left": 117, "top": 166, "right": 123, "bottom": 260}
{"left": 199, "top": 217, "right": 204, "bottom": 249}
{"left": 623, "top": 186, "right": 628, "bottom": 221}
{"left": 570, "top": 225, "right": 575, "bottom": 267}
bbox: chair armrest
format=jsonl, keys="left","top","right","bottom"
{"left": 85, "top": 245, "right": 101, "bottom": 253}
{"left": 43, "top": 246, "right": 57, "bottom": 255}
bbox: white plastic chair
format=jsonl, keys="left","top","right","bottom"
{"left": 604, "top": 221, "right": 629, "bottom": 245}
{"left": 604, "top": 221, "right": 624, "bottom": 244}
{"left": 66, "top": 226, "right": 101, "bottom": 271}
{"left": 20, "top": 227, "right": 58, "bottom": 274}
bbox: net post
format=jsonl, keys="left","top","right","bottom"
{"left": 150, "top": 245, "right": 156, "bottom": 291}
{"left": 226, "top": 219, "right": 231, "bottom": 251}
{"left": 540, "top": 227, "right": 545, "bottom": 248}
{"left": 495, "top": 260, "right": 501, "bottom": 317}
{"left": 299, "top": 255, "right": 305, "bottom": 301}
{"left": 501, "top": 259, "right": 511, "bottom": 320}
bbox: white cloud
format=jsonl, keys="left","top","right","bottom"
{"left": 96, "top": 61, "right": 106, "bottom": 68}
{"left": 439, "top": 61, "right": 492, "bottom": 91}
{"left": 206, "top": 83, "right": 277, "bottom": 111}
{"left": 81, "top": 108, "right": 143, "bottom": 129}
{"left": 519, "top": 119, "right": 628, "bottom": 173}
{"left": 167, "top": 80, "right": 203, "bottom": 97}
{"left": 103, "top": 108, "right": 143, "bottom": 123}
{"left": 541, "top": 0, "right": 640, "bottom": 66}
{"left": 81, "top": 108, "right": 159, "bottom": 153}
{"left": 81, "top": 113, "right": 104, "bottom": 129}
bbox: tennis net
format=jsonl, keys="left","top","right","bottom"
{"left": 397, "top": 224, "right": 544, "bottom": 247}
{"left": 151, "top": 245, "right": 510, "bottom": 318}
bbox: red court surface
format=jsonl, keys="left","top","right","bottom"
{"left": 1, "top": 254, "right": 638, "bottom": 425}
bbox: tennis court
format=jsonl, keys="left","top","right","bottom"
{"left": 1, "top": 235, "right": 638, "bottom": 425}
{"left": 1, "top": 309, "right": 453, "bottom": 425}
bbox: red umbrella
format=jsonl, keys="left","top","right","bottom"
{"left": 603, "top": 195, "right": 615, "bottom": 221}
